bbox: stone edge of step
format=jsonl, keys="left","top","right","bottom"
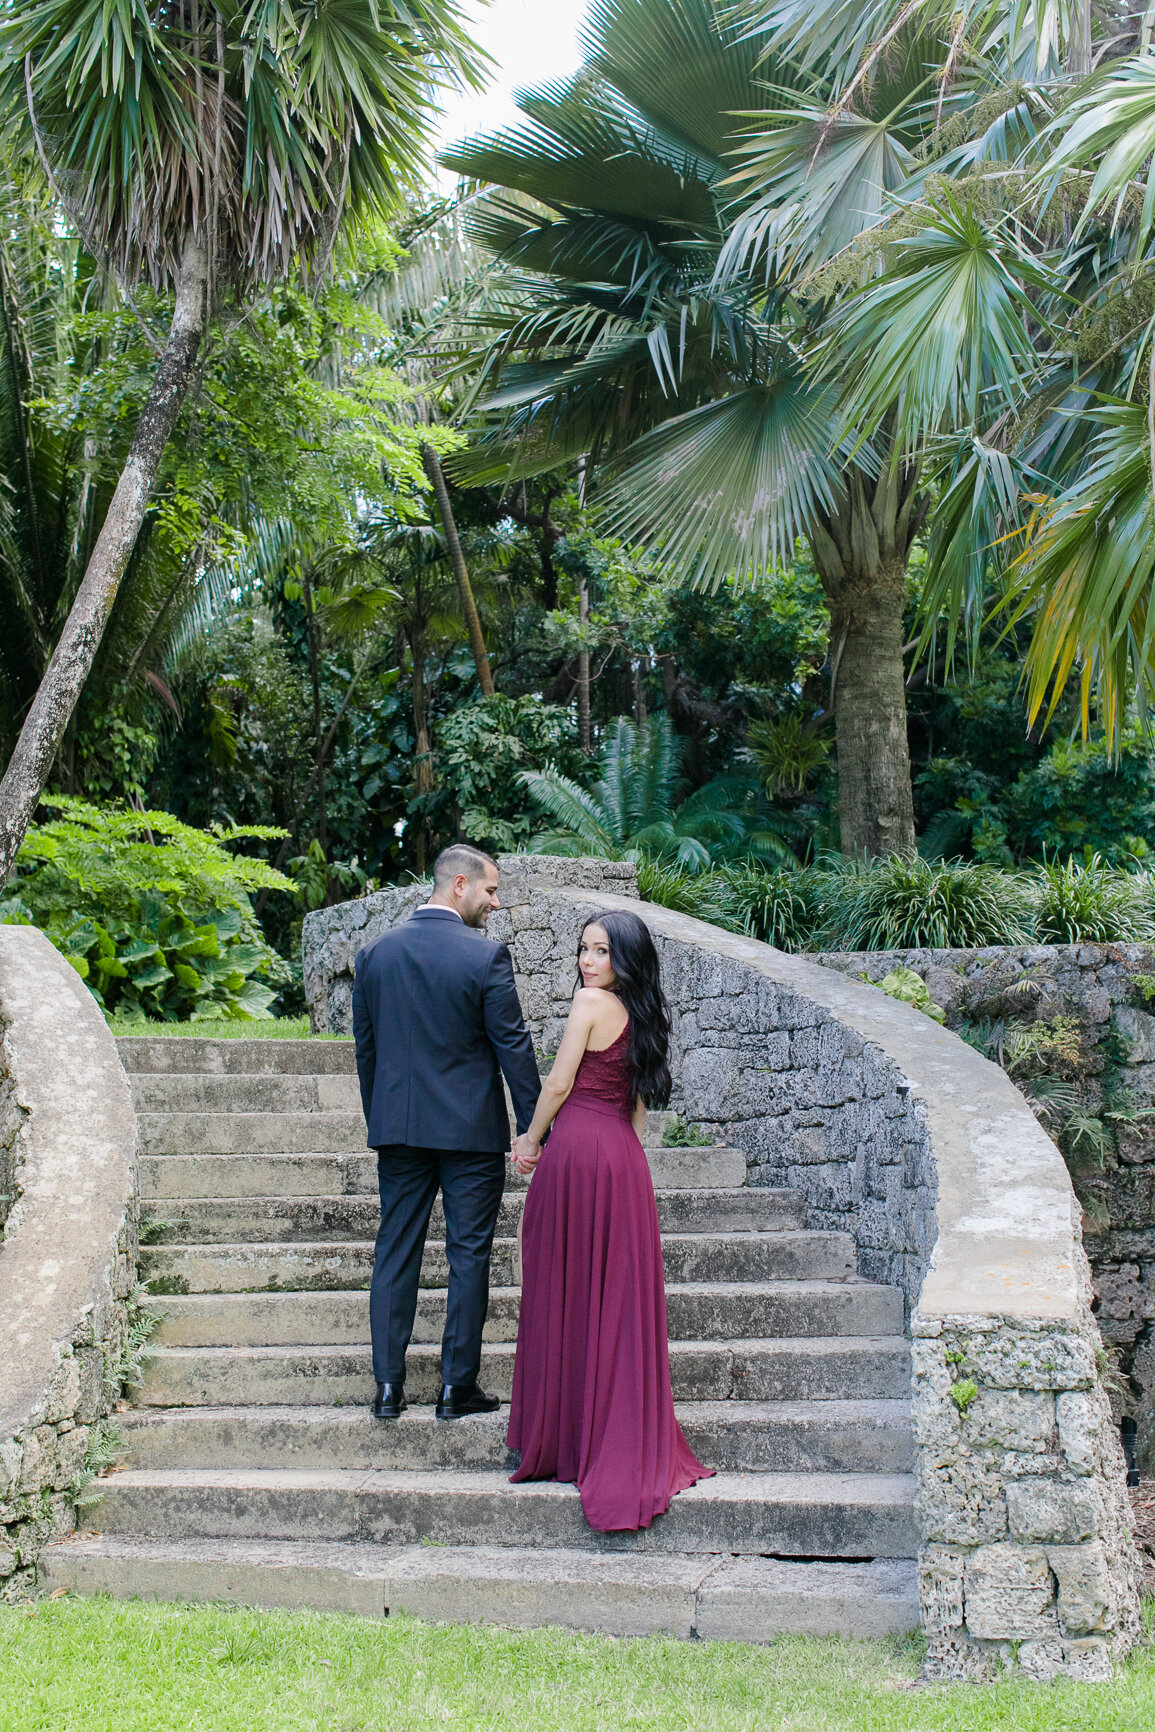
{"left": 40, "top": 1534, "right": 920, "bottom": 1639}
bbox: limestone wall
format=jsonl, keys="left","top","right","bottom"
{"left": 0, "top": 927, "right": 138, "bottom": 1600}
{"left": 302, "top": 857, "right": 1141, "bottom": 1679}
{"left": 819, "top": 944, "right": 1155, "bottom": 1476}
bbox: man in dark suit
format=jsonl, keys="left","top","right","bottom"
{"left": 352, "top": 844, "right": 540, "bottom": 1421}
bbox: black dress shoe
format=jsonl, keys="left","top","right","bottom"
{"left": 371, "top": 1382, "right": 407, "bottom": 1420}
{"left": 436, "top": 1382, "right": 500, "bottom": 1420}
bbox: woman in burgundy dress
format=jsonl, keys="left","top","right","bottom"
{"left": 507, "top": 909, "right": 712, "bottom": 1532}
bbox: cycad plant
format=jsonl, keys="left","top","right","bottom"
{"left": 0, "top": 0, "right": 482, "bottom": 884}
{"left": 522, "top": 713, "right": 799, "bottom": 871}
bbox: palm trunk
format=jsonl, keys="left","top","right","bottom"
{"left": 409, "top": 624, "right": 433, "bottom": 874}
{"left": 420, "top": 443, "right": 494, "bottom": 696}
{"left": 809, "top": 461, "right": 923, "bottom": 859}
{"left": 0, "top": 230, "right": 210, "bottom": 885}
{"left": 300, "top": 563, "right": 327, "bottom": 861}
{"left": 578, "top": 576, "right": 591, "bottom": 753}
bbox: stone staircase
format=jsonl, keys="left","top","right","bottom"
{"left": 42, "top": 1036, "right": 920, "bottom": 1640}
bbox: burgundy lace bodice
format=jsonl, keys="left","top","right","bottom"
{"left": 569, "top": 1020, "right": 635, "bottom": 1113}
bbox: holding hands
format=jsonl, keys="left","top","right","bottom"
{"left": 511, "top": 1132, "right": 541, "bottom": 1176}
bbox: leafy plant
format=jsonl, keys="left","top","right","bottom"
{"left": 872, "top": 967, "right": 946, "bottom": 1024}
{"left": 635, "top": 859, "right": 748, "bottom": 930}
{"left": 661, "top": 1117, "right": 712, "bottom": 1149}
{"left": 0, "top": 797, "right": 294, "bottom": 1021}
{"left": 717, "top": 864, "right": 820, "bottom": 951}
{"left": 745, "top": 714, "right": 830, "bottom": 797}
{"left": 102, "top": 1282, "right": 162, "bottom": 1401}
{"left": 950, "top": 1378, "right": 979, "bottom": 1416}
{"left": 1032, "top": 855, "right": 1155, "bottom": 944}
{"left": 72, "top": 1422, "right": 124, "bottom": 1511}
{"left": 822, "top": 856, "right": 1034, "bottom": 951}
{"left": 425, "top": 693, "right": 586, "bottom": 853}
{"left": 524, "top": 715, "right": 799, "bottom": 872}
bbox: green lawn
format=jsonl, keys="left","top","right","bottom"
{"left": 2, "top": 1598, "right": 1154, "bottom": 1732}
{"left": 104, "top": 1015, "right": 351, "bottom": 1040}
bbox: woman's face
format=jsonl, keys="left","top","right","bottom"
{"left": 579, "top": 924, "right": 616, "bottom": 991}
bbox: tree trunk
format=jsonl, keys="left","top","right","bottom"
{"left": 578, "top": 574, "right": 591, "bottom": 753}
{"left": 809, "top": 462, "right": 924, "bottom": 859}
{"left": 1067, "top": 0, "right": 1091, "bottom": 76}
{"left": 409, "top": 624, "right": 433, "bottom": 874}
{"left": 420, "top": 443, "right": 494, "bottom": 696}
{"left": 300, "top": 563, "right": 328, "bottom": 861}
{"left": 0, "top": 230, "right": 210, "bottom": 885}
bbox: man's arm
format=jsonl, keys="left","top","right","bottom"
{"left": 482, "top": 943, "right": 541, "bottom": 1134}
{"left": 351, "top": 950, "right": 376, "bottom": 1129}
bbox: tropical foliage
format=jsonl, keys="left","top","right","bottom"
{"left": 0, "top": 798, "right": 294, "bottom": 1019}
{"left": 521, "top": 714, "right": 801, "bottom": 870}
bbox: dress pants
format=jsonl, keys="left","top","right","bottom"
{"left": 370, "top": 1144, "right": 506, "bottom": 1388}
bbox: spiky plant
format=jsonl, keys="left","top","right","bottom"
{"left": 1033, "top": 855, "right": 1155, "bottom": 944}
{"left": 822, "top": 855, "right": 1035, "bottom": 951}
{"left": 522, "top": 714, "right": 797, "bottom": 872}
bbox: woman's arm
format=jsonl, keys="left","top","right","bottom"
{"left": 631, "top": 1096, "right": 647, "bottom": 1140}
{"left": 511, "top": 991, "right": 600, "bottom": 1174}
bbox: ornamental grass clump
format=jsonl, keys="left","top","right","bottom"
{"left": 1032, "top": 855, "right": 1155, "bottom": 944}
{"left": 717, "top": 864, "right": 822, "bottom": 952}
{"left": 821, "top": 855, "right": 1034, "bottom": 951}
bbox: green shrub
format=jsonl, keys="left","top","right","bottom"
{"left": 717, "top": 864, "right": 821, "bottom": 951}
{"left": 872, "top": 966, "right": 946, "bottom": 1023}
{"left": 661, "top": 1116, "right": 712, "bottom": 1147}
{"left": 0, "top": 797, "right": 294, "bottom": 1022}
{"left": 822, "top": 855, "right": 1033, "bottom": 951}
{"left": 1032, "top": 854, "right": 1155, "bottom": 944}
{"left": 634, "top": 859, "right": 742, "bottom": 927}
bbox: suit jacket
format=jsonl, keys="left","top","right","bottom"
{"left": 352, "top": 906, "right": 541, "bottom": 1152}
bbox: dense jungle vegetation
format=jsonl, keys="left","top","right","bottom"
{"left": 7, "top": 0, "right": 1155, "bottom": 1016}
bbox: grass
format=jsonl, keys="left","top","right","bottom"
{"left": 2, "top": 1597, "right": 1154, "bottom": 1732}
{"left": 103, "top": 1015, "right": 351, "bottom": 1040}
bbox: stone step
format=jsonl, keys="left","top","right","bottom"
{"left": 131, "top": 1076, "right": 693, "bottom": 1155}
{"left": 86, "top": 1466, "right": 918, "bottom": 1559}
{"left": 137, "top": 1111, "right": 368, "bottom": 1157}
{"left": 135, "top": 1336, "right": 912, "bottom": 1407}
{"left": 152, "top": 1280, "right": 899, "bottom": 1350}
{"left": 116, "top": 1038, "right": 357, "bottom": 1075}
{"left": 141, "top": 1229, "right": 858, "bottom": 1294}
{"left": 140, "top": 1188, "right": 818, "bottom": 1245}
{"left": 139, "top": 1150, "right": 782, "bottom": 1217}
{"left": 138, "top": 1143, "right": 746, "bottom": 1196}
{"left": 39, "top": 1535, "right": 920, "bottom": 1639}
{"left": 131, "top": 1073, "right": 363, "bottom": 1115}
{"left": 117, "top": 1400, "right": 915, "bottom": 1476}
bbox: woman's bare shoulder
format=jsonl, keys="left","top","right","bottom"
{"left": 573, "top": 985, "right": 615, "bottom": 1006}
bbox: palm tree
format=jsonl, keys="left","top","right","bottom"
{"left": 762, "top": 10, "right": 1155, "bottom": 748}
{"left": 522, "top": 713, "right": 802, "bottom": 870}
{"left": 0, "top": 0, "right": 483, "bottom": 884}
{"left": 0, "top": 166, "right": 192, "bottom": 771}
{"left": 441, "top": 0, "right": 933, "bottom": 857}
{"left": 444, "top": 0, "right": 1147, "bottom": 855}
{"left": 362, "top": 197, "right": 503, "bottom": 695}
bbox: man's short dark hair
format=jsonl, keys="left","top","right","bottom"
{"left": 433, "top": 843, "right": 498, "bottom": 889}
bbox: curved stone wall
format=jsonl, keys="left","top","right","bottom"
{"left": 0, "top": 926, "right": 138, "bottom": 1599}
{"left": 819, "top": 941, "right": 1155, "bottom": 1478}
{"left": 302, "top": 856, "right": 1141, "bottom": 1678}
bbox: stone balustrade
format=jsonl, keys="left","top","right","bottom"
{"left": 303, "top": 855, "right": 1142, "bottom": 1678}
{"left": 0, "top": 927, "right": 138, "bottom": 1600}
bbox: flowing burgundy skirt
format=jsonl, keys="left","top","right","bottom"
{"left": 507, "top": 1095, "right": 713, "bottom": 1532}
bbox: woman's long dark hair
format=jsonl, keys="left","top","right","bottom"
{"left": 576, "top": 909, "right": 672, "bottom": 1108}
